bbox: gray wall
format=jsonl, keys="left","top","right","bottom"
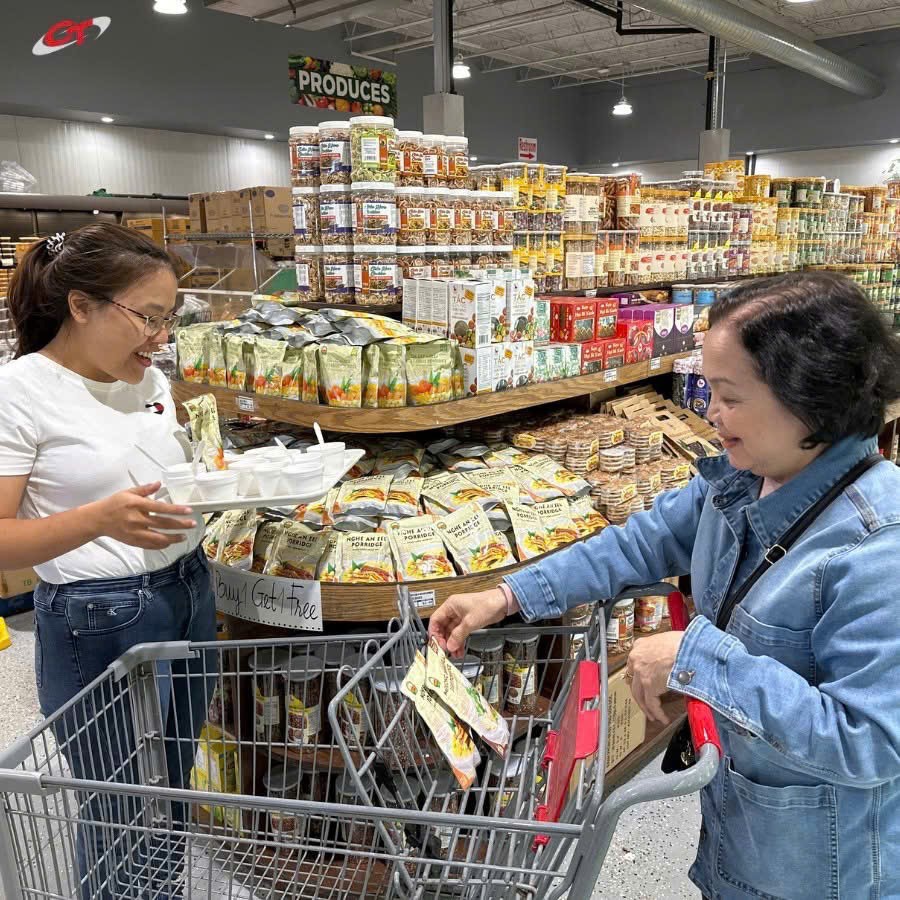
{"left": 0, "top": 0, "right": 582, "bottom": 166}
{"left": 580, "top": 28, "right": 900, "bottom": 167}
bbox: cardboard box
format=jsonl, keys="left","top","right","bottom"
{"left": 534, "top": 297, "right": 551, "bottom": 345}
{"left": 673, "top": 304, "right": 696, "bottom": 352}
{"left": 205, "top": 191, "right": 230, "bottom": 232}
{"left": 593, "top": 298, "right": 620, "bottom": 339}
{"left": 460, "top": 345, "right": 493, "bottom": 396}
{"left": 546, "top": 344, "right": 566, "bottom": 381}
{"left": 507, "top": 277, "right": 537, "bottom": 341}
{"left": 534, "top": 346, "right": 552, "bottom": 383}
{"left": 580, "top": 340, "right": 605, "bottom": 375}
{"left": 492, "top": 342, "right": 514, "bottom": 391}
{"left": 618, "top": 320, "right": 653, "bottom": 364}
{"left": 565, "top": 343, "right": 582, "bottom": 378}
{"left": 601, "top": 337, "right": 627, "bottom": 370}
{"left": 550, "top": 298, "right": 597, "bottom": 343}
{"left": 449, "top": 280, "right": 491, "bottom": 348}
{"left": 621, "top": 303, "right": 677, "bottom": 358}
{"left": 250, "top": 186, "right": 292, "bottom": 234}
{"left": 402, "top": 277, "right": 420, "bottom": 325}
{"left": 188, "top": 193, "right": 207, "bottom": 233}
{"left": 490, "top": 280, "right": 510, "bottom": 342}
{"left": 512, "top": 340, "right": 534, "bottom": 387}
{"left": 0, "top": 567, "right": 37, "bottom": 599}
{"left": 605, "top": 669, "right": 647, "bottom": 772}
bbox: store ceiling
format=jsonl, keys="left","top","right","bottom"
{"left": 208, "top": 0, "right": 900, "bottom": 87}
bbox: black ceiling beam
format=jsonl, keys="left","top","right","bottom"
{"left": 569, "top": 0, "right": 699, "bottom": 35}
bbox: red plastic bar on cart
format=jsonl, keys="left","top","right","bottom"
{"left": 532, "top": 660, "right": 601, "bottom": 850}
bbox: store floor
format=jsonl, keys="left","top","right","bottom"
{"left": 0, "top": 611, "right": 700, "bottom": 899}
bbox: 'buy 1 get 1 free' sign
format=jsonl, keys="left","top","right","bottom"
{"left": 289, "top": 56, "right": 397, "bottom": 118}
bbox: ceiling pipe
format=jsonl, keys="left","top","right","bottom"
{"left": 624, "top": 0, "right": 883, "bottom": 97}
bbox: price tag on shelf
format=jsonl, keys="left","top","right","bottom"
{"left": 409, "top": 589, "right": 436, "bottom": 611}
{"left": 211, "top": 563, "right": 323, "bottom": 632}
{"left": 650, "top": 358, "right": 662, "bottom": 371}
{"left": 237, "top": 395, "right": 256, "bottom": 413}
{"left": 604, "top": 368, "right": 618, "bottom": 384}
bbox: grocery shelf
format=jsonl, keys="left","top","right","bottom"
{"left": 171, "top": 351, "right": 692, "bottom": 435}
{"left": 177, "top": 232, "right": 295, "bottom": 241}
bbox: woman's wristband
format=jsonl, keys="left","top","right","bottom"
{"left": 498, "top": 583, "right": 520, "bottom": 616}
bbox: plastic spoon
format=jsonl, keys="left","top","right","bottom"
{"left": 314, "top": 422, "right": 325, "bottom": 446}
{"left": 274, "top": 437, "right": 291, "bottom": 461}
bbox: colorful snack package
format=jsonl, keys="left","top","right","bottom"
{"left": 224, "top": 334, "right": 248, "bottom": 391}
{"left": 405, "top": 340, "right": 454, "bottom": 407}
{"left": 345, "top": 456, "right": 376, "bottom": 480}
{"left": 295, "top": 487, "right": 338, "bottom": 529}
{"left": 251, "top": 521, "right": 283, "bottom": 573}
{"left": 462, "top": 468, "right": 521, "bottom": 506}
{"left": 318, "top": 345, "right": 363, "bottom": 408}
{"left": 243, "top": 338, "right": 257, "bottom": 393}
{"left": 569, "top": 496, "right": 609, "bottom": 537}
{"left": 206, "top": 330, "right": 227, "bottom": 388}
{"left": 524, "top": 456, "right": 591, "bottom": 499}
{"left": 507, "top": 464, "right": 564, "bottom": 503}
{"left": 316, "top": 530, "right": 342, "bottom": 582}
{"left": 265, "top": 522, "right": 328, "bottom": 579}
{"left": 435, "top": 502, "right": 516, "bottom": 574}
{"left": 301, "top": 344, "right": 320, "bottom": 404}
{"left": 280, "top": 347, "right": 303, "bottom": 400}
{"left": 423, "top": 471, "right": 497, "bottom": 513}
{"left": 183, "top": 393, "right": 226, "bottom": 471}
{"left": 333, "top": 475, "right": 392, "bottom": 517}
{"left": 387, "top": 516, "right": 455, "bottom": 581}
{"left": 483, "top": 446, "right": 531, "bottom": 468}
{"left": 374, "top": 445, "right": 426, "bottom": 478}
{"left": 176, "top": 326, "right": 209, "bottom": 383}
{"left": 401, "top": 651, "right": 480, "bottom": 790}
{"left": 378, "top": 342, "right": 407, "bottom": 408}
{"left": 337, "top": 533, "right": 395, "bottom": 584}
{"left": 252, "top": 338, "right": 287, "bottom": 397}
{"left": 506, "top": 503, "right": 550, "bottom": 560}
{"left": 362, "top": 345, "right": 380, "bottom": 409}
{"left": 384, "top": 476, "right": 424, "bottom": 519}
{"left": 190, "top": 725, "right": 242, "bottom": 832}
{"left": 533, "top": 498, "right": 580, "bottom": 550}
{"left": 202, "top": 515, "right": 225, "bottom": 561}
{"left": 451, "top": 341, "right": 466, "bottom": 400}
{"left": 426, "top": 636, "right": 510, "bottom": 757}
{"left": 216, "top": 508, "right": 258, "bottom": 569}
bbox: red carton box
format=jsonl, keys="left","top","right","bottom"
{"left": 594, "top": 298, "right": 620, "bottom": 339}
{"left": 550, "top": 298, "right": 597, "bottom": 343}
{"left": 618, "top": 321, "right": 653, "bottom": 364}
{"left": 580, "top": 340, "right": 606, "bottom": 375}
{"left": 600, "top": 337, "right": 627, "bottom": 369}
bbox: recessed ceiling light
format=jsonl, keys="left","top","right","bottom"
{"left": 153, "top": 0, "right": 188, "bottom": 13}
{"left": 92, "top": 209, "right": 100, "bottom": 215}
{"left": 470, "top": 155, "right": 478, "bottom": 162}
{"left": 611, "top": 162, "right": 620, "bottom": 168}
{"left": 746, "top": 150, "right": 755, "bottom": 155}
{"left": 890, "top": 139, "right": 899, "bottom": 144}
{"left": 598, "top": 67, "right": 611, "bottom": 75}
{"left": 101, "top": 116, "right": 114, "bottom": 124}
{"left": 264, "top": 133, "right": 275, "bottom": 140}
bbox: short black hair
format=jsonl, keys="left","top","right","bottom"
{"left": 708, "top": 271, "right": 900, "bottom": 448}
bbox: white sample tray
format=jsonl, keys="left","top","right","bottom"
{"left": 166, "top": 448, "right": 365, "bottom": 514}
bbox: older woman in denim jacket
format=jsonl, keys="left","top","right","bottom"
{"left": 430, "top": 271, "right": 900, "bottom": 900}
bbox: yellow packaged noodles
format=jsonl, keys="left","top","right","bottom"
{"left": 378, "top": 342, "right": 407, "bottom": 408}
{"left": 506, "top": 503, "right": 550, "bottom": 559}
{"left": 281, "top": 347, "right": 303, "bottom": 400}
{"left": 202, "top": 515, "right": 225, "bottom": 561}
{"left": 183, "top": 393, "right": 226, "bottom": 471}
{"left": 406, "top": 340, "right": 454, "bottom": 407}
{"left": 462, "top": 468, "right": 521, "bottom": 506}
{"left": 316, "top": 531, "right": 342, "bottom": 583}
{"left": 524, "top": 455, "right": 591, "bottom": 498}
{"left": 507, "top": 464, "right": 564, "bottom": 503}
{"left": 422, "top": 471, "right": 497, "bottom": 513}
{"left": 435, "top": 502, "right": 516, "bottom": 574}
{"left": 387, "top": 516, "right": 454, "bottom": 582}
{"left": 301, "top": 344, "right": 320, "bottom": 404}
{"left": 216, "top": 508, "right": 257, "bottom": 570}
{"left": 569, "top": 496, "right": 609, "bottom": 538}
{"left": 362, "top": 345, "right": 380, "bottom": 409}
{"left": 319, "top": 345, "right": 363, "bottom": 408}
{"left": 264, "top": 522, "right": 328, "bottom": 580}
{"left": 533, "top": 498, "right": 580, "bottom": 550}
{"left": 337, "top": 533, "right": 395, "bottom": 584}
{"left": 224, "top": 334, "right": 248, "bottom": 391}
{"left": 251, "top": 521, "right": 282, "bottom": 573}
{"left": 253, "top": 338, "right": 287, "bottom": 397}
{"left": 384, "top": 476, "right": 424, "bottom": 519}
{"left": 176, "top": 327, "right": 208, "bottom": 383}
{"left": 206, "top": 330, "right": 227, "bottom": 388}
{"left": 333, "top": 475, "right": 392, "bottom": 518}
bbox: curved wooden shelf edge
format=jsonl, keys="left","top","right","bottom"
{"left": 170, "top": 352, "right": 691, "bottom": 434}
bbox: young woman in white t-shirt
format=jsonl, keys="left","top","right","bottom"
{"left": 2, "top": 223, "right": 215, "bottom": 899}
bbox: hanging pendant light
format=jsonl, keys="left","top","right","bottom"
{"left": 612, "top": 79, "right": 632, "bottom": 116}
{"left": 452, "top": 56, "right": 471, "bottom": 79}
{"left": 154, "top": 0, "right": 188, "bottom": 14}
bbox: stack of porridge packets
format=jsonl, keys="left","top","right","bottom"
{"left": 401, "top": 636, "right": 511, "bottom": 789}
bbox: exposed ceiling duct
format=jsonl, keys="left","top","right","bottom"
{"left": 625, "top": 0, "right": 884, "bottom": 97}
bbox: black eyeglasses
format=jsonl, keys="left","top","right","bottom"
{"left": 105, "top": 297, "right": 180, "bottom": 336}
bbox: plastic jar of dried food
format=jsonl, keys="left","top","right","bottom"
{"left": 248, "top": 650, "right": 285, "bottom": 742}
{"left": 319, "top": 185, "right": 354, "bottom": 244}
{"left": 607, "top": 598, "right": 634, "bottom": 653}
{"left": 467, "top": 631, "right": 504, "bottom": 705}
{"left": 283, "top": 651, "right": 325, "bottom": 746}
{"left": 471, "top": 191, "right": 494, "bottom": 246}
{"left": 352, "top": 182, "right": 398, "bottom": 244}
{"left": 472, "top": 164, "right": 498, "bottom": 191}
{"left": 635, "top": 596, "right": 664, "bottom": 633}
{"left": 545, "top": 165, "right": 567, "bottom": 212}
{"left": 397, "top": 246, "right": 429, "bottom": 280}
{"left": 289, "top": 125, "right": 320, "bottom": 187}
{"left": 428, "top": 247, "right": 454, "bottom": 279}
{"left": 319, "top": 121, "right": 352, "bottom": 185}
{"left": 372, "top": 665, "right": 420, "bottom": 768}
{"left": 445, "top": 135, "right": 469, "bottom": 186}
{"left": 429, "top": 771, "right": 462, "bottom": 859}
{"left": 334, "top": 772, "right": 376, "bottom": 848}
{"left": 321, "top": 644, "right": 365, "bottom": 745}
{"left": 354, "top": 246, "right": 399, "bottom": 306}
{"left": 264, "top": 763, "right": 303, "bottom": 843}
{"left": 451, "top": 189, "right": 473, "bottom": 246}
{"left": 323, "top": 246, "right": 355, "bottom": 304}
{"left": 503, "top": 630, "right": 540, "bottom": 715}
{"left": 396, "top": 130, "right": 424, "bottom": 187}
{"left": 292, "top": 186, "right": 320, "bottom": 244}
{"left": 396, "top": 187, "right": 429, "bottom": 246}
{"left": 426, "top": 188, "right": 454, "bottom": 245}
{"left": 495, "top": 192, "right": 514, "bottom": 246}
{"left": 350, "top": 115, "right": 397, "bottom": 183}
{"left": 294, "top": 245, "right": 324, "bottom": 302}
{"left": 488, "top": 752, "right": 527, "bottom": 817}
{"left": 421, "top": 134, "right": 448, "bottom": 187}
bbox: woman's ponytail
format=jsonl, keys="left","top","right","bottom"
{"left": 6, "top": 223, "right": 176, "bottom": 358}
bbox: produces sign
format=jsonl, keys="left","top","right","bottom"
{"left": 289, "top": 56, "right": 397, "bottom": 117}
{"left": 33, "top": 16, "right": 111, "bottom": 56}
{"left": 518, "top": 136, "right": 538, "bottom": 162}
{"left": 211, "top": 561, "right": 323, "bottom": 632}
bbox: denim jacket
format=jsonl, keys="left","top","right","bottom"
{"left": 506, "top": 436, "right": 900, "bottom": 899}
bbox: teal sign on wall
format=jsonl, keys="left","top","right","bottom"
{"left": 289, "top": 56, "right": 397, "bottom": 118}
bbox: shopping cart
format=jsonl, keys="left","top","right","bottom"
{"left": 0, "top": 584, "right": 720, "bottom": 900}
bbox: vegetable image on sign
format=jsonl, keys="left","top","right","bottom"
{"left": 518, "top": 137, "right": 538, "bottom": 162}
{"left": 33, "top": 16, "right": 111, "bottom": 56}
{"left": 289, "top": 56, "right": 397, "bottom": 118}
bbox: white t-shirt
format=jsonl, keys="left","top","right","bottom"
{"left": 0, "top": 353, "right": 204, "bottom": 584}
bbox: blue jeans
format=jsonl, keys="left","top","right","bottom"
{"left": 33, "top": 547, "right": 217, "bottom": 900}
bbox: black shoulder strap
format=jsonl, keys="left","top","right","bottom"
{"left": 715, "top": 453, "right": 884, "bottom": 631}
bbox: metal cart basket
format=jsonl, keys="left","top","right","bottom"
{"left": 0, "top": 584, "right": 720, "bottom": 900}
